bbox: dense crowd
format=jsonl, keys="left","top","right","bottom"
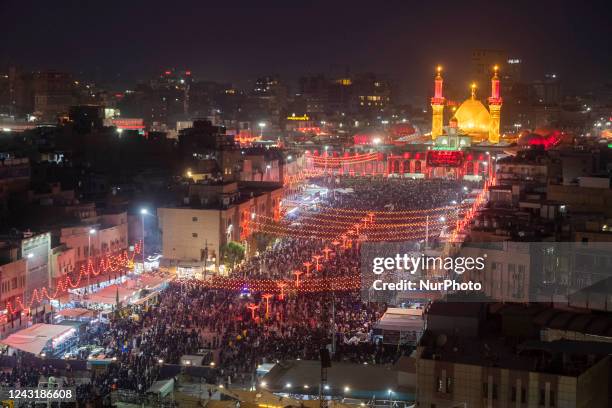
{"left": 0, "top": 177, "right": 465, "bottom": 404}
{"left": 314, "top": 176, "right": 473, "bottom": 210}
{"left": 231, "top": 237, "right": 359, "bottom": 280}
{"left": 90, "top": 283, "right": 397, "bottom": 390}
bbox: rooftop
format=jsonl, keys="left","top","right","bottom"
{"left": 418, "top": 329, "right": 605, "bottom": 376}
{"left": 262, "top": 360, "right": 414, "bottom": 399}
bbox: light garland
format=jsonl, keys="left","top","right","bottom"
{"left": 315, "top": 204, "right": 465, "bottom": 214}
{"left": 449, "top": 177, "right": 495, "bottom": 243}
{"left": 5, "top": 241, "right": 142, "bottom": 315}
{"left": 177, "top": 275, "right": 362, "bottom": 293}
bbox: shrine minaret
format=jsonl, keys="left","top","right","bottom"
{"left": 487, "top": 65, "right": 502, "bottom": 143}
{"left": 430, "top": 66, "right": 445, "bottom": 139}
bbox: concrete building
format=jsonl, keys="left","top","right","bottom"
{"left": 547, "top": 180, "right": 612, "bottom": 218}
{"left": 261, "top": 359, "right": 415, "bottom": 401}
{"left": 460, "top": 242, "right": 531, "bottom": 303}
{"left": 416, "top": 302, "right": 611, "bottom": 408}
{"left": 471, "top": 49, "right": 508, "bottom": 89}
{"left": 0, "top": 157, "right": 30, "bottom": 223}
{"left": 158, "top": 182, "right": 282, "bottom": 274}
{"left": 49, "top": 244, "right": 76, "bottom": 289}
{"left": 416, "top": 339, "right": 609, "bottom": 408}
{"left": 32, "top": 71, "right": 77, "bottom": 121}
{"left": 0, "top": 258, "right": 26, "bottom": 333}
{"left": 60, "top": 211, "right": 129, "bottom": 264}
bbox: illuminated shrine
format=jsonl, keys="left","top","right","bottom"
{"left": 430, "top": 66, "right": 503, "bottom": 144}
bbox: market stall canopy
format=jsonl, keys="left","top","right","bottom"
{"left": 56, "top": 308, "right": 95, "bottom": 320}
{"left": 222, "top": 388, "right": 354, "bottom": 408}
{"left": 138, "top": 274, "right": 169, "bottom": 289}
{"left": 0, "top": 323, "right": 74, "bottom": 355}
{"left": 88, "top": 284, "right": 135, "bottom": 305}
{"left": 374, "top": 307, "right": 424, "bottom": 332}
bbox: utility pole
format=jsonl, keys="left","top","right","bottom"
{"left": 331, "top": 291, "right": 336, "bottom": 354}
{"left": 319, "top": 347, "right": 330, "bottom": 408}
{"left": 425, "top": 215, "right": 429, "bottom": 250}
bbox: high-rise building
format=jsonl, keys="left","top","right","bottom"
{"left": 353, "top": 73, "right": 392, "bottom": 116}
{"left": 32, "top": 71, "right": 77, "bottom": 121}
{"left": 504, "top": 57, "right": 523, "bottom": 84}
{"left": 470, "top": 49, "right": 509, "bottom": 87}
{"left": 531, "top": 73, "right": 562, "bottom": 105}
{"left": 299, "top": 75, "right": 328, "bottom": 114}
{"left": 297, "top": 72, "right": 392, "bottom": 117}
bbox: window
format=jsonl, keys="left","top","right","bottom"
{"left": 192, "top": 217, "right": 198, "bottom": 222}
{"left": 192, "top": 233, "right": 198, "bottom": 238}
{"left": 539, "top": 389, "right": 545, "bottom": 405}
{"left": 511, "top": 386, "right": 516, "bottom": 402}
{"left": 492, "top": 383, "right": 498, "bottom": 400}
{"left": 446, "top": 377, "right": 453, "bottom": 393}
{"left": 550, "top": 390, "right": 555, "bottom": 407}
{"left": 482, "top": 382, "right": 488, "bottom": 398}
{"left": 436, "top": 377, "right": 443, "bottom": 392}
{"left": 521, "top": 388, "right": 526, "bottom": 403}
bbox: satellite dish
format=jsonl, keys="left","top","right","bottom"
{"left": 436, "top": 334, "right": 448, "bottom": 347}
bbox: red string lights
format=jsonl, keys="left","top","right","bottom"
{"left": 178, "top": 274, "right": 361, "bottom": 294}
{"left": 5, "top": 241, "right": 142, "bottom": 315}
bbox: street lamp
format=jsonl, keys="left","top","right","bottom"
{"left": 140, "top": 208, "right": 148, "bottom": 272}
{"left": 87, "top": 228, "right": 96, "bottom": 295}
{"left": 258, "top": 122, "right": 266, "bottom": 137}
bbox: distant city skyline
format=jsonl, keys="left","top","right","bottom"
{"left": 1, "top": 0, "right": 611, "bottom": 101}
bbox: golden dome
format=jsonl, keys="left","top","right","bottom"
{"left": 453, "top": 98, "right": 491, "bottom": 135}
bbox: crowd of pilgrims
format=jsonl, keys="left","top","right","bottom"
{"left": 313, "top": 176, "right": 474, "bottom": 211}
{"left": 0, "top": 177, "right": 466, "bottom": 402}
{"left": 93, "top": 284, "right": 401, "bottom": 391}
{"left": 231, "top": 237, "right": 359, "bottom": 280}
{"left": 0, "top": 284, "right": 408, "bottom": 402}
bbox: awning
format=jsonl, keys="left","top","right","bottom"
{"left": 138, "top": 275, "right": 169, "bottom": 290}
{"left": 374, "top": 308, "right": 424, "bottom": 332}
{"left": 88, "top": 284, "right": 135, "bottom": 305}
{"left": 56, "top": 308, "right": 95, "bottom": 320}
{"left": 0, "top": 323, "right": 75, "bottom": 355}
{"left": 132, "top": 291, "right": 160, "bottom": 306}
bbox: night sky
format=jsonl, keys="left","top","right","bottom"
{"left": 1, "top": 0, "right": 610, "bottom": 99}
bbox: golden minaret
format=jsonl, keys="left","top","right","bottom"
{"left": 488, "top": 65, "right": 502, "bottom": 143}
{"left": 430, "top": 66, "right": 445, "bottom": 139}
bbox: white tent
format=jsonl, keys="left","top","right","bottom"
{"left": 0, "top": 323, "right": 75, "bottom": 355}
{"left": 88, "top": 284, "right": 135, "bottom": 306}
{"left": 56, "top": 307, "right": 95, "bottom": 320}
{"left": 136, "top": 274, "right": 169, "bottom": 290}
{"left": 374, "top": 307, "right": 424, "bottom": 332}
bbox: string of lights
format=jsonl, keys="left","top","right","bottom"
{"left": 4, "top": 241, "right": 142, "bottom": 316}
{"left": 449, "top": 177, "right": 495, "bottom": 243}
{"left": 251, "top": 215, "right": 451, "bottom": 231}
{"left": 176, "top": 275, "right": 362, "bottom": 293}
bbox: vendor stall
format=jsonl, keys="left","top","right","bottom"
{"left": 373, "top": 307, "right": 425, "bottom": 346}
{"left": 87, "top": 284, "right": 137, "bottom": 309}
{"left": 54, "top": 307, "right": 96, "bottom": 323}
{"left": 0, "top": 323, "right": 77, "bottom": 357}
